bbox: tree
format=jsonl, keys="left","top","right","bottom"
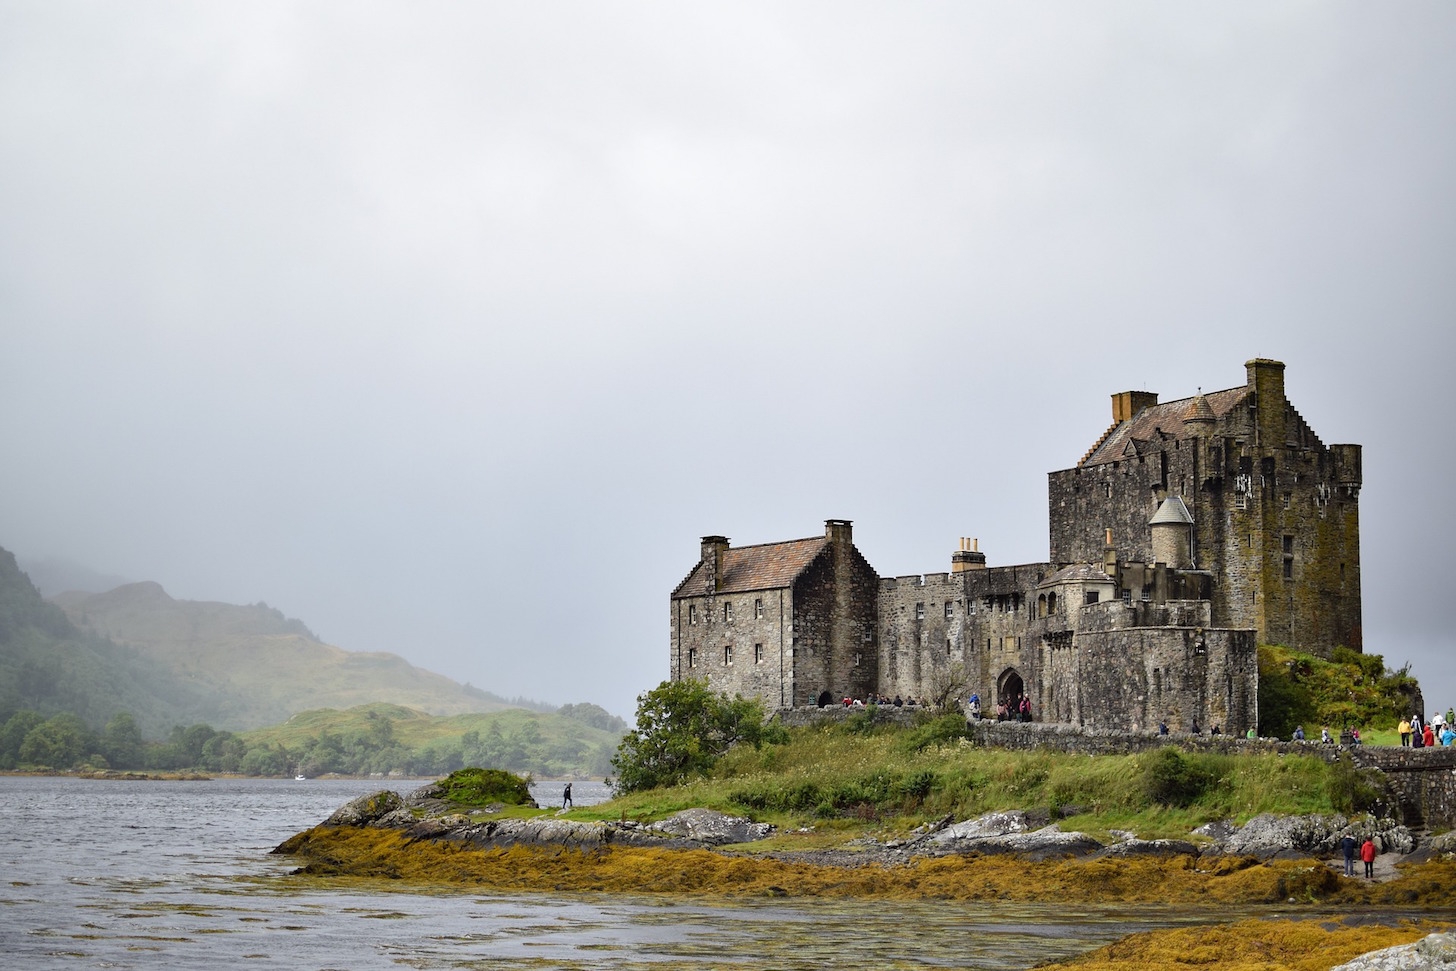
{"left": 101, "top": 712, "right": 144, "bottom": 768}
{"left": 611, "top": 679, "right": 771, "bottom": 793}
{"left": 925, "top": 662, "right": 975, "bottom": 712}
{"left": 19, "top": 712, "right": 92, "bottom": 768}
{"left": 0, "top": 710, "right": 45, "bottom": 768}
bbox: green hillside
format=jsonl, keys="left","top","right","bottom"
{"left": 0, "top": 548, "right": 215, "bottom": 736}
{"left": 240, "top": 702, "right": 625, "bottom": 778}
{"left": 52, "top": 581, "right": 517, "bottom": 730}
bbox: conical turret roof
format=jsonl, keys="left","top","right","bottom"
{"left": 1182, "top": 394, "right": 1216, "bottom": 423}
{"left": 1149, "top": 495, "right": 1194, "bottom": 526}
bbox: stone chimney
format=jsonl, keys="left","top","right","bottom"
{"left": 1245, "top": 358, "right": 1286, "bottom": 448}
{"left": 700, "top": 535, "right": 729, "bottom": 592}
{"left": 1102, "top": 527, "right": 1118, "bottom": 578}
{"left": 825, "top": 519, "right": 853, "bottom": 545}
{"left": 1112, "top": 390, "right": 1159, "bottom": 423}
{"left": 952, "top": 537, "right": 987, "bottom": 572}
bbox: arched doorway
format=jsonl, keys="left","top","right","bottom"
{"left": 816, "top": 690, "right": 834, "bottom": 708}
{"left": 997, "top": 669, "right": 1025, "bottom": 721}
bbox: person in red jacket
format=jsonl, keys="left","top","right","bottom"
{"left": 1425, "top": 723, "right": 1437, "bottom": 748}
{"left": 1361, "top": 838, "right": 1377, "bottom": 879}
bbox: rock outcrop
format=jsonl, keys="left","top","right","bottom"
{"left": 1195, "top": 813, "right": 1414, "bottom": 859}
{"left": 648, "top": 809, "right": 774, "bottom": 845}
{"left": 1331, "top": 933, "right": 1456, "bottom": 971}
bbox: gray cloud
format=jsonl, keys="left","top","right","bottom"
{"left": 2, "top": 2, "right": 1453, "bottom": 718}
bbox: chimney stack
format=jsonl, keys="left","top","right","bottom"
{"left": 825, "top": 519, "right": 853, "bottom": 545}
{"left": 1112, "top": 390, "right": 1159, "bottom": 423}
{"left": 952, "top": 537, "right": 986, "bottom": 572}
{"left": 700, "top": 535, "right": 729, "bottom": 592}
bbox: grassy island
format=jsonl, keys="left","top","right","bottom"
{"left": 276, "top": 711, "right": 1456, "bottom": 969}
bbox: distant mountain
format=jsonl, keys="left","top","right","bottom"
{"left": 18, "top": 556, "right": 134, "bottom": 599}
{"left": 51, "top": 581, "right": 514, "bottom": 731}
{"left": 0, "top": 548, "right": 213, "bottom": 736}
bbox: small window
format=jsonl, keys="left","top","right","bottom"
{"left": 1085, "top": 591, "right": 1100, "bottom": 605}
{"left": 853, "top": 652, "right": 862, "bottom": 667}
{"left": 724, "top": 645, "right": 733, "bottom": 665}
{"left": 688, "top": 604, "right": 697, "bottom": 625}
{"left": 1283, "top": 558, "right": 1293, "bottom": 579}
{"left": 1282, "top": 535, "right": 1294, "bottom": 554}
{"left": 754, "top": 643, "right": 763, "bottom": 664}
{"left": 754, "top": 598, "right": 763, "bottom": 619}
{"left": 724, "top": 602, "right": 733, "bottom": 623}
{"left": 944, "top": 601, "right": 953, "bottom": 619}
{"left": 946, "top": 639, "right": 952, "bottom": 656}
{"left": 915, "top": 602, "right": 925, "bottom": 620}
{"left": 687, "top": 648, "right": 697, "bottom": 668}
{"left": 1282, "top": 493, "right": 1292, "bottom": 510}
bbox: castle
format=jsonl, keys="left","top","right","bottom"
{"left": 669, "top": 359, "right": 1362, "bottom": 735}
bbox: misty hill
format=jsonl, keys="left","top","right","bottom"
{"left": 51, "top": 581, "right": 519, "bottom": 731}
{"left": 0, "top": 548, "right": 214, "bottom": 735}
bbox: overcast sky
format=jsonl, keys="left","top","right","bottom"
{"left": 2, "top": 2, "right": 1453, "bottom": 720}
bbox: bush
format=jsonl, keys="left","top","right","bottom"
{"left": 436, "top": 767, "right": 535, "bottom": 807}
{"left": 902, "top": 714, "right": 971, "bottom": 753}
{"left": 1142, "top": 747, "right": 1218, "bottom": 808}
{"left": 1325, "top": 755, "right": 1385, "bottom": 816}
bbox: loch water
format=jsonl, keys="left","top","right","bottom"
{"left": 2, "top": 776, "right": 1224, "bottom": 970}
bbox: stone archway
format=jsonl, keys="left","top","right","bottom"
{"left": 816, "top": 690, "right": 834, "bottom": 708}
{"left": 998, "top": 669, "right": 1025, "bottom": 720}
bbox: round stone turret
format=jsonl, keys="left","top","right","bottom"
{"left": 1149, "top": 496, "right": 1194, "bottom": 568}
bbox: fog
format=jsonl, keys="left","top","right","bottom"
{"left": 2, "top": 3, "right": 1453, "bottom": 718}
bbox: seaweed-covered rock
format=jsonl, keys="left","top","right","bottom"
{"left": 1331, "top": 932, "right": 1456, "bottom": 970}
{"left": 324, "top": 790, "right": 404, "bottom": 826}
{"left": 649, "top": 809, "right": 775, "bottom": 845}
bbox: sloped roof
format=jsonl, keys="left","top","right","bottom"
{"left": 1150, "top": 495, "right": 1194, "bottom": 526}
{"left": 1081, "top": 385, "right": 1248, "bottom": 467}
{"left": 671, "top": 537, "right": 829, "bottom": 599}
{"left": 1037, "top": 564, "right": 1115, "bottom": 587}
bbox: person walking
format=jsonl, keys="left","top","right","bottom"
{"left": 1423, "top": 723, "right": 1436, "bottom": 748}
{"left": 1398, "top": 718, "right": 1412, "bottom": 747}
{"left": 562, "top": 782, "right": 573, "bottom": 809}
{"left": 1361, "top": 838, "right": 1376, "bottom": 879}
{"left": 1341, "top": 834, "right": 1357, "bottom": 877}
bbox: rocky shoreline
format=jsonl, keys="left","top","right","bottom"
{"left": 280, "top": 782, "right": 1453, "bottom": 871}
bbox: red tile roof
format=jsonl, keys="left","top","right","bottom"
{"left": 1081, "top": 385, "right": 1249, "bottom": 467}
{"left": 671, "top": 537, "right": 829, "bottom": 599}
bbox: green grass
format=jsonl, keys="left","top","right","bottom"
{"left": 573, "top": 716, "right": 1380, "bottom": 844}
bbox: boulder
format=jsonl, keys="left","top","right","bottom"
{"left": 323, "top": 790, "right": 404, "bottom": 827}
{"left": 1199, "top": 813, "right": 1413, "bottom": 859}
{"left": 1330, "top": 932, "right": 1456, "bottom": 971}
{"left": 928, "top": 810, "right": 1029, "bottom": 844}
{"left": 923, "top": 816, "right": 1102, "bottom": 860}
{"left": 1097, "top": 838, "right": 1200, "bottom": 859}
{"left": 649, "top": 809, "right": 775, "bottom": 845}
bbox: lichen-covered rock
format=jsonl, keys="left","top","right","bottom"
{"left": 649, "top": 809, "right": 775, "bottom": 845}
{"left": 1199, "top": 813, "right": 1413, "bottom": 859}
{"left": 921, "top": 817, "right": 1102, "bottom": 860}
{"left": 1097, "top": 838, "right": 1200, "bottom": 859}
{"left": 1331, "top": 932, "right": 1456, "bottom": 970}
{"left": 324, "top": 790, "right": 404, "bottom": 827}
{"left": 928, "top": 810, "right": 1029, "bottom": 844}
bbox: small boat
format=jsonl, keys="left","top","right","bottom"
{"left": 294, "top": 774, "right": 307, "bottom": 781}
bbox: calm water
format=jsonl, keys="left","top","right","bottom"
{"left": 1, "top": 776, "right": 1224, "bottom": 970}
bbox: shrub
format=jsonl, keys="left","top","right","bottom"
{"left": 1142, "top": 747, "right": 1218, "bottom": 808}
{"left": 436, "top": 767, "right": 534, "bottom": 807}
{"left": 901, "top": 713, "right": 971, "bottom": 753}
